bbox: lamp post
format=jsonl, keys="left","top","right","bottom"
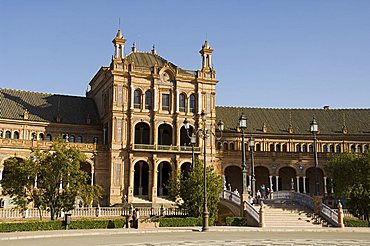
{"left": 239, "top": 113, "right": 248, "bottom": 198}
{"left": 183, "top": 111, "right": 224, "bottom": 232}
{"left": 310, "top": 117, "right": 320, "bottom": 196}
{"left": 249, "top": 137, "right": 256, "bottom": 198}
{"left": 183, "top": 118, "right": 197, "bottom": 169}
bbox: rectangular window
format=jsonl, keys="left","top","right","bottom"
{"left": 117, "top": 85, "right": 123, "bottom": 106}
{"left": 162, "top": 93, "right": 170, "bottom": 111}
{"left": 116, "top": 118, "right": 122, "bottom": 142}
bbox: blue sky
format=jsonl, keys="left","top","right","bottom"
{"left": 1, "top": 0, "right": 369, "bottom": 108}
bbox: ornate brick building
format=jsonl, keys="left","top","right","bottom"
{"left": 1, "top": 30, "right": 370, "bottom": 208}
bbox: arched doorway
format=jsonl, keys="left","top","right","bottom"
{"left": 135, "top": 122, "right": 150, "bottom": 144}
{"left": 224, "top": 165, "right": 242, "bottom": 193}
{"left": 181, "top": 162, "right": 191, "bottom": 179}
{"left": 180, "top": 126, "right": 194, "bottom": 146}
{"left": 305, "top": 167, "right": 324, "bottom": 195}
{"left": 134, "top": 161, "right": 149, "bottom": 196}
{"left": 157, "top": 161, "right": 172, "bottom": 196}
{"left": 255, "top": 166, "right": 270, "bottom": 192}
{"left": 278, "top": 167, "right": 296, "bottom": 191}
{"left": 158, "top": 124, "right": 172, "bottom": 145}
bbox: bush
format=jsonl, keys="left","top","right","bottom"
{"left": 0, "top": 218, "right": 126, "bottom": 233}
{"left": 225, "top": 217, "right": 248, "bottom": 226}
{"left": 344, "top": 217, "right": 370, "bottom": 227}
{"left": 158, "top": 217, "right": 215, "bottom": 227}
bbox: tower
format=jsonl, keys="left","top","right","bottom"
{"left": 199, "top": 40, "right": 213, "bottom": 72}
{"left": 112, "top": 29, "right": 127, "bottom": 60}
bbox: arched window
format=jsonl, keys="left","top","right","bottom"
{"left": 336, "top": 144, "right": 341, "bottom": 153}
{"left": 270, "top": 143, "right": 275, "bottom": 152}
{"left": 134, "top": 89, "right": 141, "bottom": 109}
{"left": 309, "top": 144, "right": 313, "bottom": 152}
{"left": 351, "top": 144, "right": 356, "bottom": 153}
{"left": 357, "top": 145, "right": 362, "bottom": 153}
{"left": 93, "top": 137, "right": 98, "bottom": 144}
{"left": 296, "top": 144, "right": 301, "bottom": 152}
{"left": 302, "top": 144, "right": 307, "bottom": 152}
{"left": 46, "top": 134, "right": 52, "bottom": 141}
{"left": 323, "top": 145, "right": 328, "bottom": 153}
{"left": 179, "top": 93, "right": 186, "bottom": 112}
{"left": 69, "top": 135, "right": 75, "bottom": 142}
{"left": 189, "top": 94, "right": 196, "bottom": 113}
{"left": 329, "top": 144, "right": 334, "bottom": 153}
{"left": 13, "top": 131, "right": 19, "bottom": 139}
{"left": 77, "top": 136, "right": 83, "bottom": 143}
{"left": 276, "top": 144, "right": 281, "bottom": 152}
{"left": 30, "top": 132, "right": 37, "bottom": 140}
{"left": 223, "top": 142, "right": 228, "bottom": 151}
{"left": 364, "top": 145, "right": 369, "bottom": 152}
{"left": 135, "top": 122, "right": 150, "bottom": 144}
{"left": 63, "top": 134, "right": 68, "bottom": 142}
{"left": 145, "top": 90, "right": 152, "bottom": 110}
{"left": 230, "top": 142, "right": 235, "bottom": 151}
{"left": 38, "top": 133, "right": 45, "bottom": 141}
{"left": 5, "top": 131, "right": 11, "bottom": 139}
{"left": 256, "top": 143, "right": 261, "bottom": 152}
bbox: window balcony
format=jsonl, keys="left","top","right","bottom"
{"left": 133, "top": 144, "right": 200, "bottom": 153}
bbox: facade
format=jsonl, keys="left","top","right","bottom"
{"left": 1, "top": 30, "right": 370, "bottom": 208}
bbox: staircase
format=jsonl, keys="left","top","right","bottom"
{"left": 260, "top": 199, "right": 324, "bottom": 228}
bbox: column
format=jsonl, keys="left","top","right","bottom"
{"left": 275, "top": 176, "right": 279, "bottom": 191}
{"left": 91, "top": 170, "right": 94, "bottom": 185}
{"left": 0, "top": 169, "right": 3, "bottom": 187}
{"left": 303, "top": 176, "right": 306, "bottom": 193}
{"left": 153, "top": 86, "right": 157, "bottom": 111}
{"left": 324, "top": 176, "right": 328, "bottom": 195}
{"left": 175, "top": 89, "right": 179, "bottom": 113}
{"left": 128, "top": 158, "right": 134, "bottom": 203}
{"left": 248, "top": 175, "right": 252, "bottom": 188}
{"left": 130, "top": 85, "right": 134, "bottom": 110}
{"left": 296, "top": 176, "right": 300, "bottom": 193}
{"left": 269, "top": 176, "right": 273, "bottom": 190}
{"left": 151, "top": 161, "right": 158, "bottom": 203}
{"left": 197, "top": 91, "right": 202, "bottom": 114}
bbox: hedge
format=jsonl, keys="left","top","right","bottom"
{"left": 344, "top": 217, "right": 370, "bottom": 227}
{"left": 157, "top": 217, "right": 215, "bottom": 227}
{"left": 225, "top": 217, "right": 248, "bottom": 226}
{"left": 0, "top": 218, "right": 126, "bottom": 233}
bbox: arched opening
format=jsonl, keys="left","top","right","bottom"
{"left": 134, "top": 161, "right": 149, "bottom": 196}
{"left": 13, "top": 131, "right": 19, "bottom": 139}
{"left": 158, "top": 124, "right": 172, "bottom": 145}
{"left": 270, "top": 144, "right": 275, "bottom": 152}
{"left": 189, "top": 94, "right": 196, "bottom": 113}
{"left": 302, "top": 144, "right": 307, "bottom": 152}
{"left": 278, "top": 167, "right": 296, "bottom": 191}
{"left": 134, "top": 89, "right": 142, "bottom": 109}
{"left": 309, "top": 144, "right": 313, "bottom": 152}
{"left": 276, "top": 144, "right": 281, "bottom": 152}
{"left": 80, "top": 162, "right": 92, "bottom": 185}
{"left": 180, "top": 125, "right": 193, "bottom": 146}
{"left": 69, "top": 135, "right": 75, "bottom": 142}
{"left": 305, "top": 167, "right": 324, "bottom": 195}
{"left": 5, "top": 131, "right": 11, "bottom": 139}
{"left": 323, "top": 145, "right": 328, "bottom": 153}
{"left": 145, "top": 90, "right": 152, "bottom": 110}
{"left": 38, "top": 133, "right": 45, "bottom": 141}
{"left": 135, "top": 122, "right": 150, "bottom": 144}
{"left": 181, "top": 162, "right": 191, "bottom": 179}
{"left": 217, "top": 142, "right": 222, "bottom": 150}
{"left": 329, "top": 144, "right": 335, "bottom": 153}
{"left": 157, "top": 161, "right": 172, "bottom": 196}
{"left": 336, "top": 144, "right": 341, "bottom": 153}
{"left": 46, "top": 134, "right": 52, "bottom": 141}
{"left": 230, "top": 142, "right": 235, "bottom": 151}
{"left": 77, "top": 136, "right": 82, "bottom": 143}
{"left": 256, "top": 143, "right": 261, "bottom": 151}
{"left": 224, "top": 165, "right": 242, "bottom": 193}
{"left": 223, "top": 142, "right": 228, "bottom": 151}
{"left": 179, "top": 93, "right": 186, "bottom": 112}
{"left": 296, "top": 144, "right": 301, "bottom": 152}
{"left": 351, "top": 144, "right": 356, "bottom": 152}
{"left": 30, "top": 132, "right": 37, "bottom": 140}
{"left": 255, "top": 166, "right": 270, "bottom": 193}
{"left": 282, "top": 144, "right": 287, "bottom": 152}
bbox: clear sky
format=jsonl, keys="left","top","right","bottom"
{"left": 1, "top": 0, "right": 369, "bottom": 108}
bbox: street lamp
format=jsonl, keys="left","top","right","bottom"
{"left": 183, "top": 118, "right": 197, "bottom": 169}
{"left": 249, "top": 137, "right": 256, "bottom": 198}
{"left": 183, "top": 111, "right": 224, "bottom": 232}
{"left": 310, "top": 117, "right": 320, "bottom": 196}
{"left": 238, "top": 113, "right": 248, "bottom": 201}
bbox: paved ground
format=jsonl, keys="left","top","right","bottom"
{"left": 1, "top": 227, "right": 370, "bottom": 246}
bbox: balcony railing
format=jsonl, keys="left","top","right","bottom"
{"left": 133, "top": 144, "right": 200, "bottom": 153}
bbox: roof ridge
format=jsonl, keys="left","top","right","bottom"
{"left": 215, "top": 105, "right": 370, "bottom": 110}
{"left": 0, "top": 87, "right": 89, "bottom": 99}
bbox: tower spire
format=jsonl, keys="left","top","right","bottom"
{"left": 112, "top": 29, "right": 127, "bottom": 59}
{"left": 199, "top": 40, "right": 213, "bottom": 72}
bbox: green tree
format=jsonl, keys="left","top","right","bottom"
{"left": 178, "top": 160, "right": 222, "bottom": 219}
{"left": 1, "top": 140, "right": 102, "bottom": 220}
{"left": 326, "top": 151, "right": 370, "bottom": 221}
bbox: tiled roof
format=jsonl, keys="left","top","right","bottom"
{"left": 216, "top": 106, "right": 370, "bottom": 135}
{"left": 0, "top": 88, "right": 100, "bottom": 125}
{"left": 125, "top": 52, "right": 195, "bottom": 75}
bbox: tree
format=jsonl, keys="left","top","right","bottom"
{"left": 0, "top": 140, "right": 102, "bottom": 220}
{"left": 326, "top": 151, "right": 370, "bottom": 221}
{"left": 178, "top": 160, "right": 222, "bottom": 219}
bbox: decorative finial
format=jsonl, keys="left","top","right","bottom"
{"left": 131, "top": 42, "right": 136, "bottom": 52}
{"left": 151, "top": 44, "right": 156, "bottom": 55}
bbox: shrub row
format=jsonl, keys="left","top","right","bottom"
{"left": 157, "top": 217, "right": 215, "bottom": 227}
{"left": 0, "top": 218, "right": 126, "bottom": 233}
{"left": 225, "top": 217, "right": 248, "bottom": 226}
{"left": 344, "top": 217, "right": 370, "bottom": 227}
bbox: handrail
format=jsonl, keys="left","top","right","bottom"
{"left": 272, "top": 191, "right": 314, "bottom": 210}
{"left": 320, "top": 203, "right": 338, "bottom": 226}
{"left": 220, "top": 190, "right": 240, "bottom": 205}
{"left": 133, "top": 144, "right": 200, "bottom": 152}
